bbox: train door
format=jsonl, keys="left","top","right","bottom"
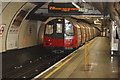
{"left": 83, "top": 24, "right": 88, "bottom": 42}
{"left": 87, "top": 27, "right": 90, "bottom": 40}
{"left": 89, "top": 27, "right": 91, "bottom": 39}
{"left": 92, "top": 28, "right": 94, "bottom": 38}
{"left": 79, "top": 24, "right": 84, "bottom": 44}
{"left": 80, "top": 27, "right": 82, "bottom": 44}
{"left": 76, "top": 24, "right": 82, "bottom": 46}
{"left": 90, "top": 28, "right": 92, "bottom": 39}
{"left": 83, "top": 27, "right": 86, "bottom": 43}
{"left": 54, "top": 19, "right": 64, "bottom": 47}
{"left": 85, "top": 27, "right": 88, "bottom": 41}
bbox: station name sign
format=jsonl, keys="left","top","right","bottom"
{"left": 48, "top": 3, "right": 88, "bottom": 14}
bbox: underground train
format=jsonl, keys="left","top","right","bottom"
{"left": 43, "top": 18, "right": 100, "bottom": 50}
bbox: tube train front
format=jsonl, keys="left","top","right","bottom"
{"left": 43, "top": 18, "right": 100, "bottom": 50}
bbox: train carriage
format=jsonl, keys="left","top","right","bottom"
{"left": 43, "top": 18, "right": 99, "bottom": 50}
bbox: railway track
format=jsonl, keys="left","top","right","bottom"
{"left": 2, "top": 48, "right": 72, "bottom": 79}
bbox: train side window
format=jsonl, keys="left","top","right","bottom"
{"left": 56, "top": 23, "right": 62, "bottom": 33}
{"left": 45, "top": 25, "right": 53, "bottom": 34}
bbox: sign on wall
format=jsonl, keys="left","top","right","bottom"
{"left": 0, "top": 24, "right": 5, "bottom": 37}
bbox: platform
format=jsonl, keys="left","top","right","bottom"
{"left": 34, "top": 37, "right": 118, "bottom": 79}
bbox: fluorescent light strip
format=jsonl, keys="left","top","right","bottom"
{"left": 82, "top": 0, "right": 86, "bottom": 2}
{"left": 72, "top": 2, "right": 80, "bottom": 9}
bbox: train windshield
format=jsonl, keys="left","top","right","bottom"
{"left": 45, "top": 25, "right": 53, "bottom": 34}
{"left": 65, "top": 19, "right": 74, "bottom": 36}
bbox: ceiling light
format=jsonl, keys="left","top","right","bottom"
{"left": 72, "top": 2, "right": 80, "bottom": 9}
{"left": 82, "top": 0, "right": 86, "bottom": 2}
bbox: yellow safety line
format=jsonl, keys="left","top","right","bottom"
{"left": 42, "top": 53, "right": 77, "bottom": 80}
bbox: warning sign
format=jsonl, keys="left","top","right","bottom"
{"left": 0, "top": 24, "right": 5, "bottom": 36}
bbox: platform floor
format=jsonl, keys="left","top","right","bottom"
{"left": 35, "top": 37, "right": 118, "bottom": 79}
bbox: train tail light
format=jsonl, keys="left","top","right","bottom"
{"left": 68, "top": 40, "right": 70, "bottom": 42}
{"left": 46, "top": 39, "right": 52, "bottom": 42}
{"left": 48, "top": 39, "right": 51, "bottom": 42}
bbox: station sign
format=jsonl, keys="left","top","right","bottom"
{"left": 48, "top": 3, "right": 88, "bottom": 14}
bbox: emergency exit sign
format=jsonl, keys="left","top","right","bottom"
{"left": 48, "top": 3, "right": 88, "bottom": 14}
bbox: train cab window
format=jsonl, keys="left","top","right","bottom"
{"left": 56, "top": 23, "right": 62, "bottom": 33}
{"left": 45, "top": 25, "right": 53, "bottom": 34}
{"left": 65, "top": 19, "right": 74, "bottom": 36}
